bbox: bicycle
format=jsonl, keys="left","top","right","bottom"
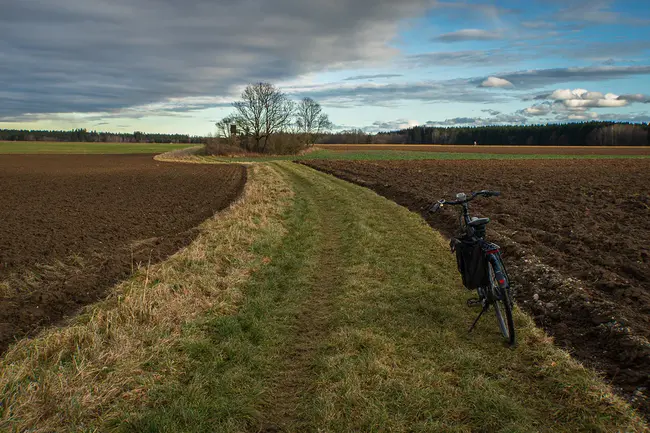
{"left": 429, "top": 190, "right": 515, "bottom": 345}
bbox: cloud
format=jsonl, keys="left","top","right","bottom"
{"left": 0, "top": 0, "right": 434, "bottom": 118}
{"left": 284, "top": 79, "right": 508, "bottom": 108}
{"left": 482, "top": 66, "right": 650, "bottom": 88}
{"left": 565, "top": 112, "right": 600, "bottom": 121}
{"left": 433, "top": 29, "right": 503, "bottom": 42}
{"left": 521, "top": 102, "right": 553, "bottom": 116}
{"left": 425, "top": 108, "right": 650, "bottom": 127}
{"left": 541, "top": 88, "right": 628, "bottom": 109}
{"left": 618, "top": 94, "right": 650, "bottom": 103}
{"left": 344, "top": 74, "right": 403, "bottom": 81}
{"left": 482, "top": 109, "right": 501, "bottom": 115}
{"left": 516, "top": 87, "right": 650, "bottom": 122}
{"left": 521, "top": 21, "right": 556, "bottom": 29}
{"left": 596, "top": 112, "right": 650, "bottom": 123}
{"left": 363, "top": 119, "right": 419, "bottom": 132}
{"left": 407, "top": 50, "right": 520, "bottom": 67}
{"left": 480, "top": 77, "right": 514, "bottom": 88}
{"left": 552, "top": 0, "right": 650, "bottom": 25}
{"left": 425, "top": 112, "right": 528, "bottom": 126}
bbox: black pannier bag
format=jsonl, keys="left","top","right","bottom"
{"left": 451, "top": 237, "right": 489, "bottom": 290}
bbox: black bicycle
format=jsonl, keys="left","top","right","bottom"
{"left": 429, "top": 190, "right": 515, "bottom": 345}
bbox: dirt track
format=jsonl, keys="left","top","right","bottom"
{"left": 303, "top": 158, "right": 650, "bottom": 416}
{"left": 317, "top": 144, "right": 650, "bottom": 155}
{"left": 0, "top": 154, "right": 246, "bottom": 352}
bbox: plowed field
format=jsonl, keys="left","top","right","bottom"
{"left": 0, "top": 154, "right": 246, "bottom": 352}
{"left": 303, "top": 158, "right": 650, "bottom": 415}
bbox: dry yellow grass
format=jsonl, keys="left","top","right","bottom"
{"left": 0, "top": 163, "right": 293, "bottom": 431}
{"left": 152, "top": 145, "right": 205, "bottom": 163}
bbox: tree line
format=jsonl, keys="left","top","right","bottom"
{"left": 317, "top": 122, "right": 649, "bottom": 146}
{"left": 0, "top": 128, "right": 204, "bottom": 144}
{"left": 3, "top": 117, "right": 648, "bottom": 150}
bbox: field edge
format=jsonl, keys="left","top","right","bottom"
{"left": 0, "top": 162, "right": 294, "bottom": 431}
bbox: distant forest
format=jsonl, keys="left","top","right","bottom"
{"left": 317, "top": 122, "right": 650, "bottom": 146}
{"left": 2, "top": 121, "right": 649, "bottom": 146}
{"left": 0, "top": 128, "right": 204, "bottom": 144}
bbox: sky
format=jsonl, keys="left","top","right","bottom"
{"left": 1, "top": 0, "right": 649, "bottom": 135}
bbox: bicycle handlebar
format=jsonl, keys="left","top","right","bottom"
{"left": 428, "top": 190, "right": 500, "bottom": 212}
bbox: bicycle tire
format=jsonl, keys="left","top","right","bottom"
{"left": 488, "top": 261, "right": 515, "bottom": 345}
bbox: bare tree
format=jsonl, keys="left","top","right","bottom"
{"left": 215, "top": 115, "right": 235, "bottom": 138}
{"left": 295, "top": 97, "right": 333, "bottom": 145}
{"left": 232, "top": 82, "right": 294, "bottom": 152}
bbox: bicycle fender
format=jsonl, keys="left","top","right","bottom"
{"left": 487, "top": 254, "right": 509, "bottom": 289}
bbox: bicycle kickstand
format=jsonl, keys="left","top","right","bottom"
{"left": 468, "top": 305, "right": 488, "bottom": 334}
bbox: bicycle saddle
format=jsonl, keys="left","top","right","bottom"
{"left": 468, "top": 217, "right": 490, "bottom": 227}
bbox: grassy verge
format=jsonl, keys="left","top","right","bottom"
{"left": 0, "top": 141, "right": 192, "bottom": 154}
{"left": 193, "top": 149, "right": 650, "bottom": 162}
{"left": 1, "top": 160, "right": 645, "bottom": 432}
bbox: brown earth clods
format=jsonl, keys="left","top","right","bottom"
{"left": 302, "top": 158, "right": 650, "bottom": 416}
{"left": 0, "top": 154, "right": 246, "bottom": 353}
{"left": 317, "top": 144, "right": 650, "bottom": 155}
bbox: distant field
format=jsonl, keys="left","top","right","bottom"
{"left": 317, "top": 144, "right": 650, "bottom": 156}
{"left": 0, "top": 141, "right": 191, "bottom": 154}
{"left": 196, "top": 149, "right": 650, "bottom": 163}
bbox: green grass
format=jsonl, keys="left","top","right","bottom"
{"left": 0, "top": 141, "right": 192, "bottom": 154}
{"left": 207, "top": 149, "right": 650, "bottom": 162}
{"left": 117, "top": 162, "right": 646, "bottom": 432}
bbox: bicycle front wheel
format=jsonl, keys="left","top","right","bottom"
{"left": 488, "top": 262, "right": 515, "bottom": 345}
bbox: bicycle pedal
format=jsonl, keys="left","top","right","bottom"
{"left": 466, "top": 298, "right": 482, "bottom": 307}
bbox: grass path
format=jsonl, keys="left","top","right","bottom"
{"left": 256, "top": 166, "right": 346, "bottom": 430}
{"left": 124, "top": 162, "right": 645, "bottom": 432}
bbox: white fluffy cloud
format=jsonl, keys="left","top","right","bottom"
{"left": 516, "top": 87, "right": 650, "bottom": 122}
{"left": 523, "top": 102, "right": 552, "bottom": 116}
{"left": 548, "top": 88, "right": 627, "bottom": 108}
{"left": 480, "top": 77, "right": 514, "bottom": 88}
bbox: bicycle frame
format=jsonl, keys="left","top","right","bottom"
{"left": 451, "top": 199, "right": 511, "bottom": 295}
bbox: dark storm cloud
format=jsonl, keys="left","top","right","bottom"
{"left": 0, "top": 0, "right": 433, "bottom": 118}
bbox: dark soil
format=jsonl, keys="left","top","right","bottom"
{"left": 0, "top": 154, "right": 246, "bottom": 353}
{"left": 302, "top": 158, "right": 650, "bottom": 417}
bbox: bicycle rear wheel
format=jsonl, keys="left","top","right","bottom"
{"left": 488, "top": 262, "right": 515, "bottom": 345}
